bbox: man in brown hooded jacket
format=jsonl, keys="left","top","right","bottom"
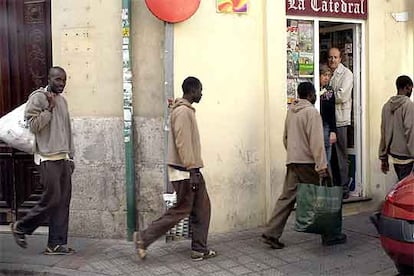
{"left": 135, "top": 77, "right": 216, "bottom": 262}
{"left": 379, "top": 75, "right": 414, "bottom": 180}
{"left": 262, "top": 82, "right": 347, "bottom": 248}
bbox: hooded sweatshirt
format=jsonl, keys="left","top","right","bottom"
{"left": 379, "top": 95, "right": 414, "bottom": 161}
{"left": 168, "top": 98, "right": 203, "bottom": 170}
{"left": 24, "top": 87, "right": 74, "bottom": 158}
{"left": 284, "top": 99, "right": 327, "bottom": 172}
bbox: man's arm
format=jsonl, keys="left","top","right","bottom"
{"left": 334, "top": 69, "right": 353, "bottom": 104}
{"left": 378, "top": 105, "right": 389, "bottom": 174}
{"left": 24, "top": 93, "right": 52, "bottom": 133}
{"left": 308, "top": 110, "right": 328, "bottom": 173}
{"left": 404, "top": 102, "right": 414, "bottom": 157}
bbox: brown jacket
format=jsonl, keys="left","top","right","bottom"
{"left": 283, "top": 99, "right": 327, "bottom": 172}
{"left": 168, "top": 98, "right": 203, "bottom": 170}
{"left": 24, "top": 87, "right": 75, "bottom": 157}
{"left": 379, "top": 95, "right": 414, "bottom": 160}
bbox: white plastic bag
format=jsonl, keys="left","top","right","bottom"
{"left": 0, "top": 103, "right": 34, "bottom": 153}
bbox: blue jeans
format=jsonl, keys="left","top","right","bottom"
{"left": 323, "top": 124, "right": 332, "bottom": 164}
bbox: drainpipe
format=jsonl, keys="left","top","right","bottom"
{"left": 163, "top": 22, "right": 174, "bottom": 191}
{"left": 122, "top": 0, "right": 136, "bottom": 241}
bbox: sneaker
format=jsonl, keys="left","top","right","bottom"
{"left": 191, "top": 249, "right": 217, "bottom": 261}
{"left": 44, "top": 245, "right": 75, "bottom": 255}
{"left": 322, "top": 233, "right": 347, "bottom": 246}
{"left": 10, "top": 222, "right": 27, "bottom": 249}
{"left": 262, "top": 234, "right": 285, "bottom": 249}
{"left": 133, "top": 231, "right": 146, "bottom": 260}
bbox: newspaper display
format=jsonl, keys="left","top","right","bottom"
{"left": 286, "top": 20, "right": 314, "bottom": 106}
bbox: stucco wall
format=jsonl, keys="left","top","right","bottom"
{"left": 174, "top": 1, "right": 268, "bottom": 232}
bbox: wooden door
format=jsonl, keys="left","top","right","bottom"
{"left": 0, "top": 0, "right": 51, "bottom": 224}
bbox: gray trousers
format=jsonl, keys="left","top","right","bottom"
{"left": 18, "top": 160, "right": 72, "bottom": 247}
{"left": 334, "top": 126, "right": 350, "bottom": 188}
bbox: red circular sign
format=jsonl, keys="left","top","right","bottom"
{"left": 145, "top": 0, "right": 201, "bottom": 23}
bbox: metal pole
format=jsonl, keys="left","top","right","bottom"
{"left": 163, "top": 22, "right": 174, "bottom": 192}
{"left": 122, "top": 0, "right": 136, "bottom": 241}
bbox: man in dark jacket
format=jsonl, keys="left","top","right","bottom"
{"left": 135, "top": 77, "right": 216, "bottom": 261}
{"left": 379, "top": 75, "right": 414, "bottom": 180}
{"left": 11, "top": 66, "right": 75, "bottom": 255}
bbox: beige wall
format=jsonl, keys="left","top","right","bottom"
{"left": 174, "top": 1, "right": 268, "bottom": 231}
{"left": 366, "top": 0, "right": 414, "bottom": 202}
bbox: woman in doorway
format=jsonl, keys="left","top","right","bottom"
{"left": 320, "top": 64, "right": 337, "bottom": 165}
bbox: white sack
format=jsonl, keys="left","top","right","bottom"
{"left": 0, "top": 103, "right": 34, "bottom": 154}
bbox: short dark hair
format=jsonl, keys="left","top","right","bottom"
{"left": 49, "top": 66, "right": 66, "bottom": 76}
{"left": 297, "top": 82, "right": 315, "bottom": 99}
{"left": 182, "top": 76, "right": 201, "bottom": 95}
{"left": 396, "top": 75, "right": 413, "bottom": 90}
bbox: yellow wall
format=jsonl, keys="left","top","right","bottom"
{"left": 174, "top": 1, "right": 268, "bottom": 231}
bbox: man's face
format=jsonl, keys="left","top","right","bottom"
{"left": 328, "top": 49, "right": 341, "bottom": 70}
{"left": 193, "top": 85, "right": 203, "bottom": 103}
{"left": 48, "top": 70, "right": 67, "bottom": 94}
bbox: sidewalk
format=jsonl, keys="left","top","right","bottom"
{"left": 0, "top": 212, "right": 397, "bottom": 276}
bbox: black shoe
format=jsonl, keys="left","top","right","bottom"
{"left": 44, "top": 245, "right": 75, "bottom": 255}
{"left": 322, "top": 233, "right": 347, "bottom": 246}
{"left": 262, "top": 234, "right": 285, "bottom": 249}
{"left": 191, "top": 249, "right": 217, "bottom": 261}
{"left": 10, "top": 222, "right": 27, "bottom": 249}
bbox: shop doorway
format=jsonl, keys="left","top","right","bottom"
{"left": 286, "top": 18, "right": 365, "bottom": 198}
{"left": 319, "top": 22, "right": 363, "bottom": 198}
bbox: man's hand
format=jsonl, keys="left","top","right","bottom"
{"left": 189, "top": 169, "right": 202, "bottom": 191}
{"left": 329, "top": 132, "right": 337, "bottom": 144}
{"left": 381, "top": 159, "right": 389, "bottom": 174}
{"left": 69, "top": 160, "right": 75, "bottom": 174}
{"left": 318, "top": 168, "right": 329, "bottom": 178}
{"left": 46, "top": 92, "right": 56, "bottom": 111}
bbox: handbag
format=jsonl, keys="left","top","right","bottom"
{"left": 0, "top": 103, "right": 34, "bottom": 154}
{"left": 295, "top": 176, "right": 343, "bottom": 235}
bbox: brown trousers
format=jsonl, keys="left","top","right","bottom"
{"left": 264, "top": 164, "right": 320, "bottom": 240}
{"left": 141, "top": 174, "right": 211, "bottom": 253}
{"left": 18, "top": 160, "right": 72, "bottom": 247}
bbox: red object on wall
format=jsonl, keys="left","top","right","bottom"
{"left": 145, "top": 0, "right": 201, "bottom": 23}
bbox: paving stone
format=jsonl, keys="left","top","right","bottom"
{"left": 228, "top": 265, "right": 252, "bottom": 275}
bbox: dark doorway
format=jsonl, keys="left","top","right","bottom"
{"left": 0, "top": 0, "right": 52, "bottom": 224}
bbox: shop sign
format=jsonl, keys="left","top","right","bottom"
{"left": 286, "top": 0, "right": 368, "bottom": 20}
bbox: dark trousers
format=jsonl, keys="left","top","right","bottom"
{"left": 141, "top": 174, "right": 211, "bottom": 253}
{"left": 394, "top": 162, "right": 414, "bottom": 181}
{"left": 18, "top": 160, "right": 72, "bottom": 247}
{"left": 334, "top": 126, "right": 350, "bottom": 189}
{"left": 264, "top": 164, "right": 342, "bottom": 240}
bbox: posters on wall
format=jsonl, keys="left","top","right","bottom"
{"left": 286, "top": 20, "right": 314, "bottom": 105}
{"left": 217, "top": 0, "right": 248, "bottom": 13}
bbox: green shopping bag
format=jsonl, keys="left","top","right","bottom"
{"left": 295, "top": 177, "right": 343, "bottom": 235}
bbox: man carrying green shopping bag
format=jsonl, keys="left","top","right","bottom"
{"left": 262, "top": 82, "right": 347, "bottom": 249}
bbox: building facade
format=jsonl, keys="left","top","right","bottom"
{"left": 2, "top": 0, "right": 412, "bottom": 238}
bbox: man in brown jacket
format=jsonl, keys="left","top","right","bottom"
{"left": 135, "top": 77, "right": 216, "bottom": 261}
{"left": 379, "top": 75, "right": 414, "bottom": 180}
{"left": 11, "top": 66, "right": 75, "bottom": 255}
{"left": 262, "top": 82, "right": 347, "bottom": 248}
